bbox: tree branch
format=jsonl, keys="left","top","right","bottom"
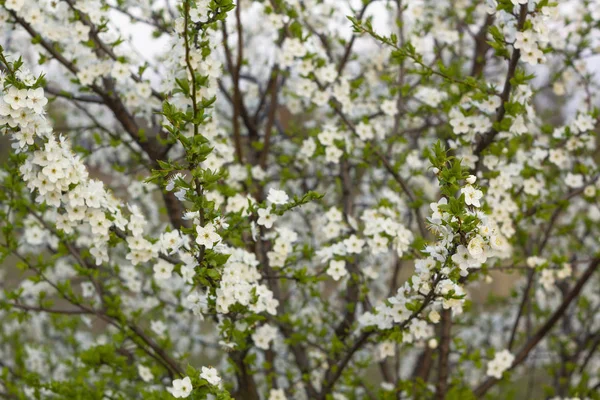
{"left": 473, "top": 257, "right": 600, "bottom": 397}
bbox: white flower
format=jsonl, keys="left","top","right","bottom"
{"left": 136, "top": 82, "right": 152, "bottom": 99}
{"left": 514, "top": 31, "right": 537, "bottom": 52}
{"left": 450, "top": 112, "right": 470, "bottom": 134}
{"left": 489, "top": 234, "right": 509, "bottom": 252}
{"left": 200, "top": 366, "right": 221, "bottom": 386}
{"left": 325, "top": 145, "right": 343, "bottom": 163}
{"left": 428, "top": 310, "right": 440, "bottom": 324}
{"left": 540, "top": 269, "right": 555, "bottom": 291}
{"left": 111, "top": 62, "right": 130, "bottom": 81}
{"left": 26, "top": 88, "right": 48, "bottom": 114}
{"left": 160, "top": 230, "right": 185, "bottom": 255}
{"left": 267, "top": 188, "right": 289, "bottom": 204}
{"left": 409, "top": 319, "right": 431, "bottom": 340}
{"left": 377, "top": 341, "right": 395, "bottom": 360}
{"left": 355, "top": 122, "right": 374, "bottom": 141}
{"left": 381, "top": 99, "right": 398, "bottom": 116}
{"left": 171, "top": 376, "right": 192, "bottom": 398}
{"left": 81, "top": 282, "right": 95, "bottom": 298}
{"left": 565, "top": 173, "right": 583, "bottom": 188}
{"left": 137, "top": 365, "right": 154, "bottom": 382}
{"left": 150, "top": 320, "right": 167, "bottom": 337}
{"left": 153, "top": 259, "right": 174, "bottom": 280}
{"left": 257, "top": 208, "right": 277, "bottom": 229}
{"left": 462, "top": 185, "right": 483, "bottom": 207}
{"left": 343, "top": 235, "right": 365, "bottom": 254}
{"left": 327, "top": 260, "right": 347, "bottom": 281}
{"left": 268, "top": 388, "right": 287, "bottom": 400}
{"left": 510, "top": 115, "right": 528, "bottom": 135}
{"left": 573, "top": 113, "right": 595, "bottom": 132}
{"left": 166, "top": 173, "right": 184, "bottom": 191}
{"left": 4, "top": 0, "right": 24, "bottom": 12}
{"left": 196, "top": 223, "right": 221, "bottom": 249}
{"left": 429, "top": 197, "right": 448, "bottom": 224}
{"left": 521, "top": 46, "right": 545, "bottom": 65}
{"left": 467, "top": 235, "right": 487, "bottom": 263}
{"left": 4, "top": 87, "right": 28, "bottom": 110}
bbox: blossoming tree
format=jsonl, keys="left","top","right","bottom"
{"left": 0, "top": 0, "right": 599, "bottom": 399}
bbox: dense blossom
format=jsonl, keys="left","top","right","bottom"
{"left": 0, "top": 0, "right": 599, "bottom": 399}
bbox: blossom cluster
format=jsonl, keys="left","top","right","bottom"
{"left": 0, "top": 0, "right": 599, "bottom": 399}
{"left": 486, "top": 349, "right": 515, "bottom": 379}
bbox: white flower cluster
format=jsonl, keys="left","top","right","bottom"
{"left": 513, "top": 13, "right": 552, "bottom": 66}
{"left": 18, "top": 136, "right": 130, "bottom": 265}
{"left": 321, "top": 207, "right": 345, "bottom": 240}
{"left": 449, "top": 99, "right": 497, "bottom": 140}
{"left": 539, "top": 263, "right": 572, "bottom": 291}
{"left": 278, "top": 37, "right": 308, "bottom": 68}
{"left": 76, "top": 60, "right": 113, "bottom": 86}
{"left": 0, "top": 75, "right": 159, "bottom": 272}
{"left": 360, "top": 254, "right": 461, "bottom": 332}
{"left": 251, "top": 323, "right": 278, "bottom": 350}
{"left": 268, "top": 388, "right": 287, "bottom": 400}
{"left": 359, "top": 176, "right": 511, "bottom": 336}
{"left": 2, "top": 86, "right": 47, "bottom": 114}
{"left": 549, "top": 397, "right": 584, "bottom": 400}
{"left": 170, "top": 367, "right": 221, "bottom": 398}
{"left": 0, "top": 83, "right": 52, "bottom": 152}
{"left": 266, "top": 227, "right": 298, "bottom": 268}
{"left": 358, "top": 271, "right": 440, "bottom": 343}
{"left": 183, "top": 290, "right": 209, "bottom": 317}
{"left": 216, "top": 247, "right": 279, "bottom": 315}
{"left": 361, "top": 208, "right": 414, "bottom": 257}
{"left": 451, "top": 221, "right": 511, "bottom": 277}
{"left": 125, "top": 208, "right": 159, "bottom": 266}
{"left": 415, "top": 86, "right": 448, "bottom": 108}
{"left": 486, "top": 349, "right": 514, "bottom": 379}
{"left": 316, "top": 123, "right": 346, "bottom": 164}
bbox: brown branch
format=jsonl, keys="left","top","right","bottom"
{"left": 45, "top": 85, "right": 104, "bottom": 103}
{"left": 473, "top": 5, "right": 527, "bottom": 170}
{"left": 222, "top": 20, "right": 244, "bottom": 162}
{"left": 11, "top": 8, "right": 190, "bottom": 231}
{"left": 320, "top": 331, "right": 372, "bottom": 399}
{"left": 470, "top": 15, "right": 495, "bottom": 77}
{"left": 276, "top": 324, "right": 320, "bottom": 398}
{"left": 435, "top": 309, "right": 452, "bottom": 399}
{"left": 230, "top": 350, "right": 260, "bottom": 400}
{"left": 412, "top": 347, "right": 434, "bottom": 382}
{"left": 578, "top": 332, "right": 600, "bottom": 375}
{"left": 128, "top": 323, "right": 184, "bottom": 376}
{"left": 63, "top": 0, "right": 165, "bottom": 101}
{"left": 336, "top": 1, "right": 374, "bottom": 75}
{"left": 392, "top": 0, "right": 406, "bottom": 135}
{"left": 507, "top": 269, "right": 535, "bottom": 351}
{"left": 373, "top": 148, "right": 428, "bottom": 238}
{"left": 7, "top": 303, "right": 92, "bottom": 315}
{"left": 473, "top": 257, "right": 600, "bottom": 397}
{"left": 321, "top": 92, "right": 428, "bottom": 239}
{"left": 259, "top": 68, "right": 279, "bottom": 168}
{"left": 333, "top": 160, "right": 360, "bottom": 341}
{"left": 108, "top": 4, "right": 172, "bottom": 34}
{"left": 11, "top": 250, "right": 180, "bottom": 378}
{"left": 321, "top": 279, "right": 442, "bottom": 397}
